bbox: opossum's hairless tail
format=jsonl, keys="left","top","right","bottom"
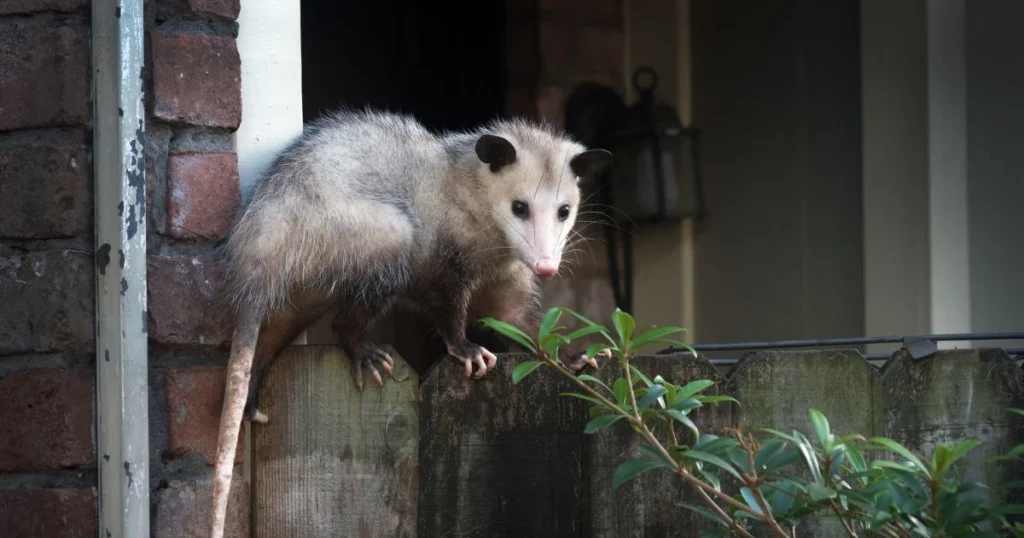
{"left": 209, "top": 309, "right": 261, "bottom": 538}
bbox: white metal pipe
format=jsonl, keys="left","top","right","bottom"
{"left": 92, "top": 0, "right": 150, "bottom": 536}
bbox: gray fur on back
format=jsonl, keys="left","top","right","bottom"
{"left": 222, "top": 107, "right": 587, "bottom": 318}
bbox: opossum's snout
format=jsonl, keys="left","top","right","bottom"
{"left": 532, "top": 258, "right": 559, "bottom": 279}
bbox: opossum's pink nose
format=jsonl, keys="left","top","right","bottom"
{"left": 533, "top": 258, "right": 559, "bottom": 279}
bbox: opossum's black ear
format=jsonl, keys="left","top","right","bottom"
{"left": 475, "top": 134, "right": 517, "bottom": 173}
{"left": 570, "top": 149, "right": 612, "bottom": 181}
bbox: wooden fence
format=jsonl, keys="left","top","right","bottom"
{"left": 249, "top": 346, "right": 1024, "bottom": 537}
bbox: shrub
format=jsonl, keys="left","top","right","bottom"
{"left": 481, "top": 307, "right": 1024, "bottom": 538}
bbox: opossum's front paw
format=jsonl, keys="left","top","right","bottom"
{"left": 447, "top": 341, "right": 498, "bottom": 379}
{"left": 559, "top": 348, "right": 602, "bottom": 373}
{"left": 243, "top": 404, "right": 269, "bottom": 424}
{"left": 349, "top": 343, "right": 395, "bottom": 391}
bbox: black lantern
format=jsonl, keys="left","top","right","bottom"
{"left": 564, "top": 66, "right": 708, "bottom": 312}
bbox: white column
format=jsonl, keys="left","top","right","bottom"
{"left": 926, "top": 0, "right": 971, "bottom": 346}
{"left": 236, "top": 0, "right": 304, "bottom": 203}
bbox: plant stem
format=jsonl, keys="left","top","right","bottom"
{"left": 547, "top": 350, "right": 789, "bottom": 535}
{"left": 829, "top": 499, "right": 859, "bottom": 537}
{"left": 687, "top": 479, "right": 758, "bottom": 538}
{"left": 544, "top": 357, "right": 636, "bottom": 423}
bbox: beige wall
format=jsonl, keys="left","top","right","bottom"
{"left": 622, "top": 0, "right": 695, "bottom": 337}
{"left": 689, "top": 0, "right": 866, "bottom": 348}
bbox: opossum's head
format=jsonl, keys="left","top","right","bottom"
{"left": 475, "top": 132, "right": 612, "bottom": 279}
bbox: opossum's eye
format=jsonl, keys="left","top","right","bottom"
{"left": 511, "top": 200, "right": 530, "bottom": 219}
{"left": 557, "top": 205, "right": 571, "bottom": 221}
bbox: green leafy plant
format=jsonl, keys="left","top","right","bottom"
{"left": 480, "top": 307, "right": 1024, "bottom": 538}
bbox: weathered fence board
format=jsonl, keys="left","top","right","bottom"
{"left": 728, "top": 350, "right": 884, "bottom": 537}
{"left": 881, "top": 348, "right": 1024, "bottom": 507}
{"left": 587, "top": 353, "right": 730, "bottom": 538}
{"left": 252, "top": 346, "right": 419, "bottom": 538}
{"left": 250, "top": 346, "right": 1024, "bottom": 538}
{"left": 417, "top": 354, "right": 591, "bottom": 538}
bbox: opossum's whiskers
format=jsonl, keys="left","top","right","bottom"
{"left": 496, "top": 212, "right": 532, "bottom": 247}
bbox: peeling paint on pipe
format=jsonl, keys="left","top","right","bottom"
{"left": 92, "top": 1, "right": 150, "bottom": 537}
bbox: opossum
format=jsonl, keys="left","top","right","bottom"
{"left": 207, "top": 108, "right": 611, "bottom": 538}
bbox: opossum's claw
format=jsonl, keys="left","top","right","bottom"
{"left": 562, "top": 350, "right": 599, "bottom": 372}
{"left": 351, "top": 343, "right": 394, "bottom": 390}
{"left": 449, "top": 342, "right": 497, "bottom": 379}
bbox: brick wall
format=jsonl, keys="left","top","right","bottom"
{"left": 506, "top": 0, "right": 624, "bottom": 324}
{"left": 0, "top": 0, "right": 98, "bottom": 536}
{"left": 144, "top": 1, "right": 249, "bottom": 536}
{"left": 0, "top": 2, "right": 621, "bottom": 535}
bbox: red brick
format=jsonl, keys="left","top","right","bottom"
{"left": 151, "top": 31, "right": 241, "bottom": 128}
{"left": 0, "top": 488, "right": 97, "bottom": 538}
{"left": 157, "top": 0, "right": 240, "bottom": 20}
{"left": 0, "top": 369, "right": 94, "bottom": 472}
{"left": 0, "top": 25, "right": 90, "bottom": 130}
{"left": 0, "top": 0, "right": 86, "bottom": 15}
{"left": 155, "top": 479, "right": 249, "bottom": 538}
{"left": 0, "top": 250, "right": 94, "bottom": 354}
{"left": 148, "top": 254, "right": 233, "bottom": 346}
{"left": 166, "top": 152, "right": 239, "bottom": 240}
{"left": 166, "top": 366, "right": 243, "bottom": 464}
{"left": 0, "top": 144, "right": 91, "bottom": 238}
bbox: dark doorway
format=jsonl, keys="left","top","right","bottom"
{"left": 301, "top": 0, "right": 507, "bottom": 131}
{"left": 299, "top": 0, "right": 509, "bottom": 374}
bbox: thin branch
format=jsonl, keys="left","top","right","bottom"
{"left": 829, "top": 499, "right": 859, "bottom": 537}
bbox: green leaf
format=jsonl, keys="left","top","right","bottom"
{"left": 793, "top": 432, "right": 823, "bottom": 483}
{"left": 611, "top": 308, "right": 635, "bottom": 348}
{"left": 538, "top": 307, "right": 564, "bottom": 341}
{"left": 565, "top": 324, "right": 609, "bottom": 342}
{"left": 698, "top": 469, "right": 721, "bottom": 491}
{"left": 727, "top": 446, "right": 752, "bottom": 473}
{"left": 695, "top": 395, "right": 739, "bottom": 406}
{"left": 740, "top": 487, "right": 766, "bottom": 516}
{"left": 630, "top": 326, "right": 686, "bottom": 351}
{"left": 612, "top": 457, "right": 668, "bottom": 489}
{"left": 559, "top": 392, "right": 613, "bottom": 409}
{"left": 480, "top": 317, "right": 537, "bottom": 353}
{"left": 807, "top": 483, "right": 837, "bottom": 501}
{"left": 681, "top": 449, "right": 742, "bottom": 480}
{"left": 584, "top": 414, "right": 625, "bottom": 434}
{"left": 693, "top": 434, "right": 739, "bottom": 457}
{"left": 664, "top": 409, "right": 699, "bottom": 438}
{"left": 629, "top": 365, "right": 655, "bottom": 388}
{"left": 540, "top": 333, "right": 569, "bottom": 359}
{"left": 869, "top": 437, "right": 929, "bottom": 474}
{"left": 765, "top": 480, "right": 799, "bottom": 517}
{"left": 809, "top": 408, "right": 832, "bottom": 446}
{"left": 678, "top": 501, "right": 729, "bottom": 527}
{"left": 759, "top": 447, "right": 801, "bottom": 475}
{"left": 576, "top": 374, "right": 611, "bottom": 394}
{"left": 511, "top": 360, "right": 543, "bottom": 384}
{"left": 585, "top": 343, "right": 613, "bottom": 361}
{"left": 672, "top": 398, "right": 703, "bottom": 413}
{"left": 755, "top": 439, "right": 786, "bottom": 470}
{"left": 637, "top": 385, "right": 667, "bottom": 409}
{"left": 678, "top": 379, "right": 715, "bottom": 399}
{"left": 846, "top": 446, "right": 868, "bottom": 474}
{"left": 999, "top": 444, "right": 1024, "bottom": 461}
{"left": 613, "top": 378, "right": 629, "bottom": 405}
{"left": 934, "top": 439, "right": 981, "bottom": 477}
